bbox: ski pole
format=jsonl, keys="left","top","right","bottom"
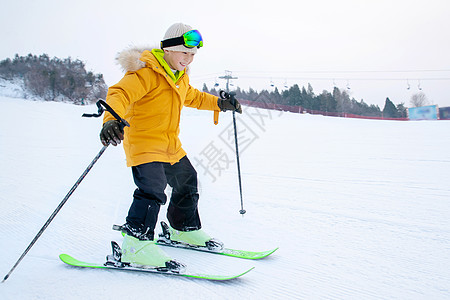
{"left": 233, "top": 105, "right": 246, "bottom": 215}
{"left": 219, "top": 91, "right": 246, "bottom": 215}
{"left": 2, "top": 100, "right": 128, "bottom": 282}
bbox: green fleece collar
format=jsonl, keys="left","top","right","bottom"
{"left": 151, "top": 49, "right": 184, "bottom": 83}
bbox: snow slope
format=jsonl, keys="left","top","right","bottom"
{"left": 1, "top": 96, "right": 449, "bottom": 299}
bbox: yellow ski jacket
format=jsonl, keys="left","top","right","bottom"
{"left": 103, "top": 48, "right": 220, "bottom": 167}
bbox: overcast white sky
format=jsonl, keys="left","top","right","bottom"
{"left": 2, "top": 0, "right": 450, "bottom": 107}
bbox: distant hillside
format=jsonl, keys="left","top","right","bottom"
{"left": 0, "top": 53, "right": 107, "bottom": 104}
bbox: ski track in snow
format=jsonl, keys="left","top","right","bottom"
{"left": 1, "top": 96, "right": 450, "bottom": 299}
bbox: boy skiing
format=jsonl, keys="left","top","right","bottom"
{"left": 100, "top": 23, "right": 241, "bottom": 270}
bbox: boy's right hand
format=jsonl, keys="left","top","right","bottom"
{"left": 100, "top": 120, "right": 124, "bottom": 146}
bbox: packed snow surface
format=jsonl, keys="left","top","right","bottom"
{"left": 1, "top": 96, "right": 449, "bottom": 299}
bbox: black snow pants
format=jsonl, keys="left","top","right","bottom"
{"left": 126, "top": 156, "right": 201, "bottom": 238}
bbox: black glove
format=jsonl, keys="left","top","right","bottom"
{"left": 217, "top": 97, "right": 242, "bottom": 113}
{"left": 100, "top": 120, "right": 124, "bottom": 146}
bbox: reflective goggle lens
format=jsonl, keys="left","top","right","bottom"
{"left": 183, "top": 30, "right": 203, "bottom": 48}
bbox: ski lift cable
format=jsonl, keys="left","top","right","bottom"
{"left": 231, "top": 68, "right": 450, "bottom": 74}
{"left": 225, "top": 75, "right": 450, "bottom": 81}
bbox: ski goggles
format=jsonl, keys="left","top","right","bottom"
{"left": 160, "top": 30, "right": 203, "bottom": 49}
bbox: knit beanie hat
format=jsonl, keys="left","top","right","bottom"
{"left": 161, "top": 23, "right": 198, "bottom": 54}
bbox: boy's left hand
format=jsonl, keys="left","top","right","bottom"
{"left": 217, "top": 98, "right": 242, "bottom": 114}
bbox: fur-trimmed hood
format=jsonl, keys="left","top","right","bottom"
{"left": 115, "top": 46, "right": 190, "bottom": 74}
{"left": 115, "top": 46, "right": 155, "bottom": 73}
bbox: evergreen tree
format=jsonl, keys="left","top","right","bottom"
{"left": 382, "top": 97, "right": 398, "bottom": 118}
{"left": 302, "top": 84, "right": 314, "bottom": 109}
{"left": 317, "top": 90, "right": 336, "bottom": 112}
{"left": 270, "top": 87, "right": 282, "bottom": 104}
{"left": 396, "top": 103, "right": 407, "bottom": 118}
{"left": 283, "top": 84, "right": 302, "bottom": 106}
{"left": 334, "top": 88, "right": 351, "bottom": 114}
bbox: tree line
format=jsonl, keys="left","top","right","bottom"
{"left": 0, "top": 53, "right": 107, "bottom": 104}
{"left": 203, "top": 83, "right": 408, "bottom": 118}
{"left": 0, "top": 53, "right": 416, "bottom": 118}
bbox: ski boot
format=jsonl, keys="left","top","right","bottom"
{"left": 107, "top": 224, "right": 185, "bottom": 273}
{"left": 122, "top": 234, "right": 185, "bottom": 271}
{"left": 158, "top": 221, "right": 224, "bottom": 251}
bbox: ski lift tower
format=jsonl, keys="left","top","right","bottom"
{"left": 219, "top": 70, "right": 238, "bottom": 93}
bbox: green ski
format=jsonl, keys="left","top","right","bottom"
{"left": 157, "top": 240, "right": 279, "bottom": 259}
{"left": 59, "top": 253, "right": 254, "bottom": 281}
{"left": 112, "top": 223, "right": 279, "bottom": 260}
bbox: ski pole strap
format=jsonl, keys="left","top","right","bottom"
{"left": 82, "top": 99, "right": 130, "bottom": 129}
{"left": 214, "top": 110, "right": 219, "bottom": 125}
